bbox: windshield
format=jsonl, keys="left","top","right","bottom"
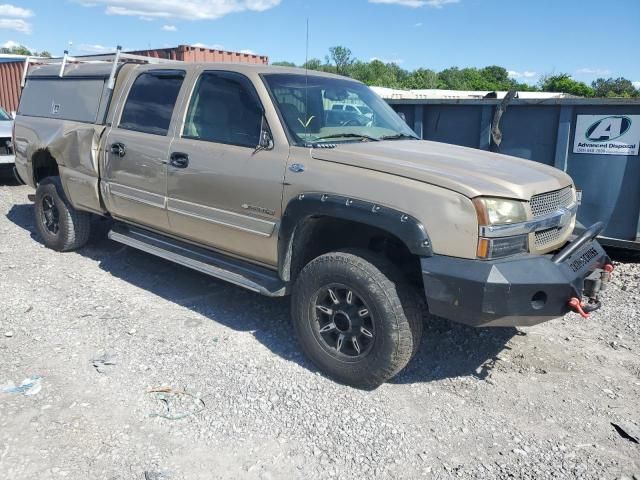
{"left": 0, "top": 107, "right": 10, "bottom": 121}
{"left": 263, "top": 74, "right": 417, "bottom": 145}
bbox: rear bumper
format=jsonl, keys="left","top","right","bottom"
{"left": 421, "top": 224, "right": 611, "bottom": 327}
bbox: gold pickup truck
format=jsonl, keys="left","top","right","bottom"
{"left": 13, "top": 55, "right": 613, "bottom": 387}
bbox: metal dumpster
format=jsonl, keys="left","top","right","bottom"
{"left": 386, "top": 97, "right": 640, "bottom": 250}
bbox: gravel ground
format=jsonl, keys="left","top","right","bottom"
{"left": 0, "top": 179, "right": 639, "bottom": 480}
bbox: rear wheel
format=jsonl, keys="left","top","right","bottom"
{"left": 291, "top": 249, "right": 422, "bottom": 388}
{"left": 34, "top": 177, "right": 91, "bottom": 251}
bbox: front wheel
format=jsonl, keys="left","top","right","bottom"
{"left": 34, "top": 177, "right": 91, "bottom": 251}
{"left": 291, "top": 249, "right": 422, "bottom": 388}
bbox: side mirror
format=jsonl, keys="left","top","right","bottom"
{"left": 257, "top": 115, "right": 274, "bottom": 152}
{"left": 259, "top": 129, "right": 274, "bottom": 150}
{"left": 397, "top": 111, "right": 407, "bottom": 123}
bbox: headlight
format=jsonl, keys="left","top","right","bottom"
{"left": 473, "top": 197, "right": 528, "bottom": 259}
{"left": 473, "top": 197, "right": 527, "bottom": 226}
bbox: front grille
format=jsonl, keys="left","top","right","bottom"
{"left": 0, "top": 137, "right": 12, "bottom": 156}
{"left": 535, "top": 226, "right": 561, "bottom": 248}
{"left": 530, "top": 186, "right": 573, "bottom": 217}
{"left": 529, "top": 186, "right": 575, "bottom": 251}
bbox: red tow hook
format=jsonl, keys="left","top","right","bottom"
{"left": 568, "top": 297, "right": 590, "bottom": 319}
{"left": 603, "top": 263, "right": 614, "bottom": 273}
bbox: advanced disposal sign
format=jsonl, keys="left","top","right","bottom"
{"left": 574, "top": 115, "right": 640, "bottom": 155}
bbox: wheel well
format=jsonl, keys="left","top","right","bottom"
{"left": 32, "top": 149, "right": 59, "bottom": 185}
{"left": 286, "top": 216, "right": 424, "bottom": 289}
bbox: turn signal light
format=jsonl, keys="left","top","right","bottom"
{"left": 477, "top": 235, "right": 528, "bottom": 259}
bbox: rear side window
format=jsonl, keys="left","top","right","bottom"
{"left": 19, "top": 78, "right": 106, "bottom": 123}
{"left": 183, "top": 71, "right": 263, "bottom": 148}
{"left": 119, "top": 70, "right": 185, "bottom": 136}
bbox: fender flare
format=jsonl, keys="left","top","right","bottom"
{"left": 278, "top": 192, "right": 433, "bottom": 281}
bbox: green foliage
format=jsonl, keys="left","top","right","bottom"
{"left": 0, "top": 44, "right": 32, "bottom": 55}
{"left": 301, "top": 58, "right": 324, "bottom": 71}
{"left": 591, "top": 77, "right": 639, "bottom": 98}
{"left": 272, "top": 45, "right": 638, "bottom": 98}
{"left": 271, "top": 61, "right": 296, "bottom": 67}
{"left": 402, "top": 68, "right": 439, "bottom": 89}
{"left": 327, "top": 46, "right": 354, "bottom": 75}
{"left": 539, "top": 74, "right": 594, "bottom": 97}
{"left": 0, "top": 44, "right": 52, "bottom": 57}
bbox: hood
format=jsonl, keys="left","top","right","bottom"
{"left": 310, "top": 140, "right": 572, "bottom": 200}
{"left": 0, "top": 120, "right": 12, "bottom": 138}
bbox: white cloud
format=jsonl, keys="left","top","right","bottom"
{"left": 0, "top": 18, "right": 31, "bottom": 33}
{"left": 79, "top": 0, "right": 281, "bottom": 20}
{"left": 633, "top": 81, "right": 640, "bottom": 89}
{"left": 2, "top": 39, "right": 21, "bottom": 48}
{"left": 414, "top": 22, "right": 423, "bottom": 27}
{"left": 370, "top": 56, "right": 405, "bottom": 64}
{"left": 162, "top": 24, "right": 177, "bottom": 31}
{"left": 0, "top": 4, "right": 33, "bottom": 33}
{"left": 369, "top": 0, "right": 459, "bottom": 8}
{"left": 575, "top": 67, "right": 611, "bottom": 76}
{"left": 191, "top": 42, "right": 226, "bottom": 50}
{"left": 0, "top": 4, "right": 33, "bottom": 18}
{"left": 77, "top": 43, "right": 115, "bottom": 54}
{"left": 508, "top": 70, "right": 538, "bottom": 79}
{"left": 240, "top": 48, "right": 256, "bottom": 54}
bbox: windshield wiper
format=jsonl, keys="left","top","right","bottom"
{"left": 378, "top": 133, "right": 420, "bottom": 141}
{"left": 311, "top": 133, "right": 380, "bottom": 143}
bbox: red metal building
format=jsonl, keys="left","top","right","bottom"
{"left": 129, "top": 44, "right": 268, "bottom": 64}
{"left": 0, "top": 60, "right": 26, "bottom": 114}
{"left": 0, "top": 45, "right": 269, "bottom": 113}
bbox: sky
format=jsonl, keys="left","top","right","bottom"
{"left": 2, "top": 0, "right": 639, "bottom": 87}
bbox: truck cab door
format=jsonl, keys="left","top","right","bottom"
{"left": 102, "top": 69, "right": 187, "bottom": 232}
{"left": 165, "top": 70, "right": 288, "bottom": 266}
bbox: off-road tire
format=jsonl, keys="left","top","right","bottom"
{"left": 291, "top": 249, "right": 422, "bottom": 388}
{"left": 34, "top": 176, "right": 91, "bottom": 251}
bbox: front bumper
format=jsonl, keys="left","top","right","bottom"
{"left": 421, "top": 223, "right": 611, "bottom": 327}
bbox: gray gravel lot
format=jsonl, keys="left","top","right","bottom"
{"left": 1, "top": 179, "right": 639, "bottom": 479}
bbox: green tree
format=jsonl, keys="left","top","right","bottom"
{"left": 401, "top": 68, "right": 439, "bottom": 89}
{"left": 480, "top": 65, "right": 510, "bottom": 86}
{"left": 264, "top": 47, "right": 638, "bottom": 97}
{"left": 0, "top": 45, "right": 53, "bottom": 58}
{"left": 350, "top": 59, "right": 408, "bottom": 88}
{"left": 591, "top": 77, "right": 639, "bottom": 98}
{"left": 436, "top": 67, "right": 466, "bottom": 89}
{"left": 539, "top": 74, "right": 594, "bottom": 97}
{"left": 327, "top": 46, "right": 355, "bottom": 76}
{"left": 271, "top": 61, "right": 296, "bottom": 67}
{"left": 302, "top": 58, "right": 323, "bottom": 71}
{"left": 0, "top": 44, "right": 32, "bottom": 55}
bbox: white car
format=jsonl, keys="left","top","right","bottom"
{"left": 0, "top": 107, "right": 15, "bottom": 172}
{"left": 330, "top": 103, "right": 374, "bottom": 117}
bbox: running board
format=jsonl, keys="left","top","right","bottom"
{"left": 108, "top": 224, "right": 287, "bottom": 297}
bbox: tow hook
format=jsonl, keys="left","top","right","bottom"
{"left": 568, "top": 263, "right": 614, "bottom": 319}
{"left": 568, "top": 297, "right": 590, "bottom": 319}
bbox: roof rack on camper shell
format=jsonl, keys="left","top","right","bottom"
{"left": 20, "top": 45, "right": 182, "bottom": 89}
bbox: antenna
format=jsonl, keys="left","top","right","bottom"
{"left": 305, "top": 17, "right": 309, "bottom": 69}
{"left": 304, "top": 17, "right": 310, "bottom": 140}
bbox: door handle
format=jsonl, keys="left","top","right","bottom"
{"left": 110, "top": 142, "right": 126, "bottom": 157}
{"left": 169, "top": 152, "right": 189, "bottom": 168}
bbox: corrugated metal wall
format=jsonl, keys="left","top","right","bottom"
{"left": 387, "top": 98, "right": 640, "bottom": 248}
{"left": 128, "top": 45, "right": 269, "bottom": 65}
{"left": 0, "top": 61, "right": 24, "bottom": 113}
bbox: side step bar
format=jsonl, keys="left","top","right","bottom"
{"left": 108, "top": 224, "right": 288, "bottom": 297}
